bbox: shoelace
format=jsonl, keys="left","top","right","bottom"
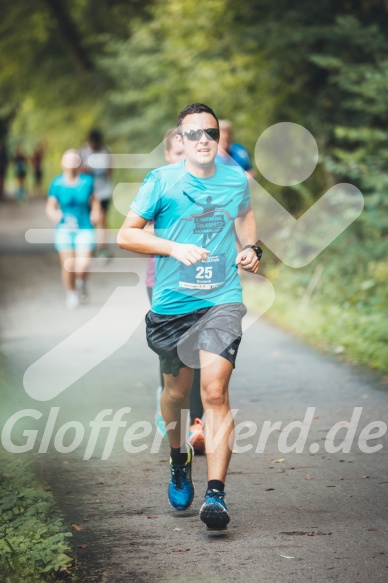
{"left": 206, "top": 489, "right": 226, "bottom": 500}
{"left": 171, "top": 464, "right": 189, "bottom": 490}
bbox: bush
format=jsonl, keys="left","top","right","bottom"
{"left": 0, "top": 451, "right": 73, "bottom": 582}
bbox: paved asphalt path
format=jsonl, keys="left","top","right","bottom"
{"left": 0, "top": 198, "right": 387, "bottom": 583}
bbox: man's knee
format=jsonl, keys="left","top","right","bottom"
{"left": 163, "top": 386, "right": 187, "bottom": 404}
{"left": 163, "top": 374, "right": 191, "bottom": 404}
{"left": 201, "top": 380, "right": 229, "bottom": 408}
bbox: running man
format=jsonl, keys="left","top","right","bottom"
{"left": 117, "top": 103, "right": 261, "bottom": 531}
{"left": 79, "top": 130, "right": 113, "bottom": 259}
{"left": 30, "top": 143, "right": 45, "bottom": 194}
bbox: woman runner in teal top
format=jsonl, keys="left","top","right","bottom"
{"left": 46, "top": 149, "right": 99, "bottom": 309}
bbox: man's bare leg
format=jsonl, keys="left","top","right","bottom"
{"left": 199, "top": 350, "right": 234, "bottom": 530}
{"left": 161, "top": 366, "right": 193, "bottom": 449}
{"left": 199, "top": 351, "right": 234, "bottom": 483}
{"left": 161, "top": 366, "right": 195, "bottom": 510}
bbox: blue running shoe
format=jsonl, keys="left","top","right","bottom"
{"left": 168, "top": 443, "right": 195, "bottom": 510}
{"left": 199, "top": 489, "right": 230, "bottom": 530}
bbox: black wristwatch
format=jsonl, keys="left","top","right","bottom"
{"left": 243, "top": 244, "right": 263, "bottom": 260}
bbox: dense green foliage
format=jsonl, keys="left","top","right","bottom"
{"left": 251, "top": 9, "right": 388, "bottom": 372}
{"left": 0, "top": 0, "right": 152, "bottom": 163}
{"left": 0, "top": 452, "right": 73, "bottom": 582}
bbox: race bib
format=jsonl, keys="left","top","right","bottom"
{"left": 179, "top": 254, "right": 226, "bottom": 290}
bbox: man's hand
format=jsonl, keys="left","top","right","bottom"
{"left": 235, "top": 248, "right": 260, "bottom": 274}
{"left": 170, "top": 242, "right": 210, "bottom": 266}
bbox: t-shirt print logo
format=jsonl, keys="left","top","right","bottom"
{"left": 182, "top": 191, "right": 234, "bottom": 246}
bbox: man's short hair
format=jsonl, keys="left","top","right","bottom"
{"left": 88, "top": 129, "right": 103, "bottom": 145}
{"left": 177, "top": 103, "right": 219, "bottom": 129}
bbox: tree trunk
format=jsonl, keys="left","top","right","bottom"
{"left": 42, "top": 0, "right": 93, "bottom": 72}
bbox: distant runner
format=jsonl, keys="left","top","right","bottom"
{"left": 46, "top": 149, "right": 99, "bottom": 309}
{"left": 216, "top": 119, "right": 255, "bottom": 178}
{"left": 79, "top": 130, "right": 113, "bottom": 260}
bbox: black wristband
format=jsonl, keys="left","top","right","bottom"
{"left": 243, "top": 245, "right": 263, "bottom": 260}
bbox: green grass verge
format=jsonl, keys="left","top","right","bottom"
{"left": 243, "top": 260, "right": 388, "bottom": 374}
{"left": 0, "top": 450, "right": 74, "bottom": 582}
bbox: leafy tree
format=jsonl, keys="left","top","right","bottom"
{"left": 0, "top": 0, "right": 153, "bottom": 147}
{"left": 310, "top": 16, "right": 388, "bottom": 239}
{"left": 101, "top": 0, "right": 274, "bottom": 151}
{"left": 101, "top": 0, "right": 388, "bottom": 209}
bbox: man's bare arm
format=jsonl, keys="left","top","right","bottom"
{"left": 235, "top": 205, "right": 258, "bottom": 248}
{"left": 117, "top": 210, "right": 210, "bottom": 266}
{"left": 234, "top": 205, "right": 260, "bottom": 274}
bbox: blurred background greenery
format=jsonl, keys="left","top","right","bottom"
{"left": 1, "top": 0, "right": 387, "bottom": 371}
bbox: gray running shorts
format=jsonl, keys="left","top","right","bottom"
{"left": 145, "top": 302, "right": 247, "bottom": 377}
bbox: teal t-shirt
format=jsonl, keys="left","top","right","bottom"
{"left": 48, "top": 174, "right": 94, "bottom": 229}
{"left": 131, "top": 160, "right": 250, "bottom": 315}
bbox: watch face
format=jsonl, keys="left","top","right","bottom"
{"left": 254, "top": 246, "right": 263, "bottom": 260}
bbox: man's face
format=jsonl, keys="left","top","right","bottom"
{"left": 177, "top": 112, "right": 219, "bottom": 168}
{"left": 89, "top": 139, "right": 102, "bottom": 152}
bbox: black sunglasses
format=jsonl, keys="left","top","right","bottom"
{"left": 179, "top": 128, "right": 220, "bottom": 141}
